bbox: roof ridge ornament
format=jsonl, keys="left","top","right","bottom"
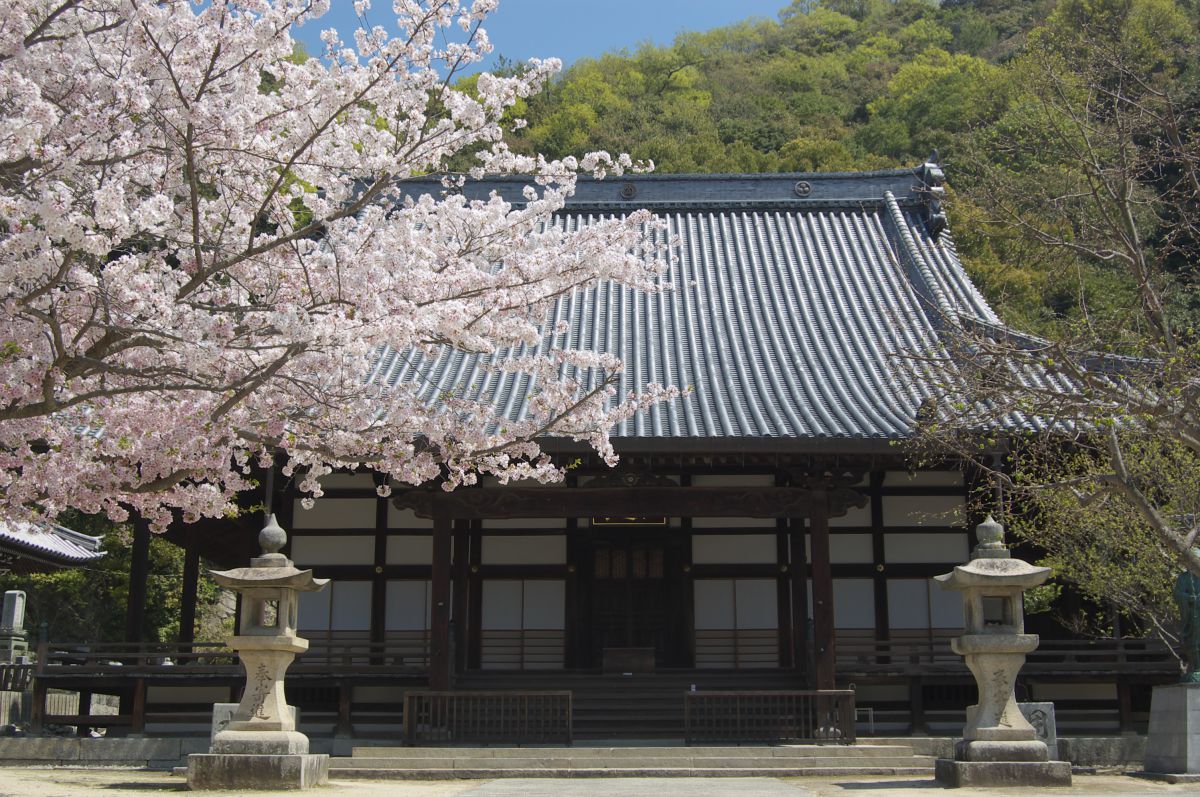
{"left": 918, "top": 156, "right": 948, "bottom": 240}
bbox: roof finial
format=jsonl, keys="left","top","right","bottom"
{"left": 926, "top": 148, "right": 939, "bottom": 165}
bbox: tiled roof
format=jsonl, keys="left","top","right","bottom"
{"left": 370, "top": 166, "right": 1007, "bottom": 444}
{"left": 0, "top": 521, "right": 105, "bottom": 568}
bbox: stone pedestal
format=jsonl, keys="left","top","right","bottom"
{"left": 935, "top": 759, "right": 1073, "bottom": 787}
{"left": 1144, "top": 683, "right": 1200, "bottom": 776}
{"left": 186, "top": 753, "right": 329, "bottom": 790}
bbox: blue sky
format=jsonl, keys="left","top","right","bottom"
{"left": 292, "top": 0, "right": 788, "bottom": 72}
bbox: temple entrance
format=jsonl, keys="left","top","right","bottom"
{"left": 587, "top": 533, "right": 683, "bottom": 668}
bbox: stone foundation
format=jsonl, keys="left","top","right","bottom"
{"left": 935, "top": 758, "right": 1072, "bottom": 787}
{"left": 186, "top": 753, "right": 329, "bottom": 790}
{"left": 1144, "top": 683, "right": 1200, "bottom": 775}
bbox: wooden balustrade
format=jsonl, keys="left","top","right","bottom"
{"left": 22, "top": 635, "right": 1177, "bottom": 737}
{"left": 0, "top": 664, "right": 33, "bottom": 692}
{"left": 402, "top": 690, "right": 572, "bottom": 745}
{"left": 694, "top": 629, "right": 779, "bottom": 669}
{"left": 835, "top": 636, "right": 1176, "bottom": 675}
{"left": 684, "top": 690, "right": 856, "bottom": 744}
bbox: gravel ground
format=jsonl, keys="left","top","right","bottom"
{"left": 0, "top": 768, "right": 1194, "bottom": 797}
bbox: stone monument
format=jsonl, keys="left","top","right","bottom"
{"left": 1142, "top": 560, "right": 1200, "bottom": 780}
{"left": 933, "top": 516, "right": 1071, "bottom": 787}
{"left": 0, "top": 591, "right": 28, "bottom": 663}
{"left": 186, "top": 515, "right": 330, "bottom": 790}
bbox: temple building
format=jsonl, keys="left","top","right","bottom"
{"left": 30, "top": 167, "right": 1176, "bottom": 740}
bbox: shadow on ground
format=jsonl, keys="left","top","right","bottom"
{"left": 828, "top": 780, "right": 944, "bottom": 791}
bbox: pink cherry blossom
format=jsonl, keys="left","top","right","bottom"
{"left": 0, "top": 0, "right": 675, "bottom": 530}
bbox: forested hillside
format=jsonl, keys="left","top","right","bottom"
{"left": 495, "top": 0, "right": 1199, "bottom": 333}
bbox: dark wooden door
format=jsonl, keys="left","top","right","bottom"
{"left": 590, "top": 537, "right": 673, "bottom": 664}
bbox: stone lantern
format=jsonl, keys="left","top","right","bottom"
{"left": 932, "top": 516, "right": 1071, "bottom": 787}
{"left": 187, "top": 515, "right": 330, "bottom": 790}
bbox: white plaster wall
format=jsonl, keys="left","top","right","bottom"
{"left": 386, "top": 535, "right": 432, "bottom": 565}
{"left": 522, "top": 581, "right": 565, "bottom": 630}
{"left": 298, "top": 581, "right": 371, "bottom": 631}
{"left": 887, "top": 579, "right": 929, "bottom": 629}
{"left": 929, "top": 583, "right": 965, "bottom": 628}
{"left": 479, "top": 579, "right": 564, "bottom": 629}
{"left": 291, "top": 535, "right": 375, "bottom": 566}
{"left": 691, "top": 517, "right": 777, "bottom": 528}
{"left": 481, "top": 518, "right": 566, "bottom": 529}
{"left": 481, "top": 580, "right": 523, "bottom": 629}
{"left": 292, "top": 497, "right": 377, "bottom": 529}
{"left": 330, "top": 581, "right": 372, "bottom": 631}
{"left": 735, "top": 579, "right": 778, "bottom": 630}
{"left": 833, "top": 579, "right": 875, "bottom": 629}
{"left": 830, "top": 533, "right": 873, "bottom": 563}
{"left": 298, "top": 588, "right": 331, "bottom": 630}
{"left": 883, "top": 471, "right": 963, "bottom": 487}
{"left": 693, "top": 580, "right": 736, "bottom": 630}
{"left": 883, "top": 532, "right": 969, "bottom": 563}
{"left": 692, "top": 534, "right": 777, "bottom": 564}
{"left": 387, "top": 506, "right": 432, "bottom": 529}
{"left": 385, "top": 580, "right": 431, "bottom": 631}
{"left": 481, "top": 535, "right": 566, "bottom": 564}
{"left": 887, "top": 579, "right": 934, "bottom": 629}
{"left": 882, "top": 495, "right": 966, "bottom": 527}
{"left": 829, "top": 504, "right": 871, "bottom": 528}
{"left": 694, "top": 578, "right": 778, "bottom": 630}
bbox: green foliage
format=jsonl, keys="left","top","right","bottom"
{"left": 0, "top": 513, "right": 229, "bottom": 644}
{"left": 495, "top": 0, "right": 1199, "bottom": 332}
{"left": 1009, "top": 437, "right": 1197, "bottom": 644}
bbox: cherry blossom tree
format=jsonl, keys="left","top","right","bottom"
{"left": 0, "top": 0, "right": 673, "bottom": 530}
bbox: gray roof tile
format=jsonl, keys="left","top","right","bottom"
{"left": 373, "top": 167, "right": 997, "bottom": 442}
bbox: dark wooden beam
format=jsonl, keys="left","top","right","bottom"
{"left": 789, "top": 520, "right": 809, "bottom": 680}
{"left": 452, "top": 520, "right": 471, "bottom": 675}
{"left": 394, "top": 486, "right": 866, "bottom": 520}
{"left": 429, "top": 509, "right": 453, "bottom": 691}
{"left": 810, "top": 490, "right": 836, "bottom": 690}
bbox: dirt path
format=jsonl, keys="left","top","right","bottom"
{"left": 0, "top": 767, "right": 478, "bottom": 797}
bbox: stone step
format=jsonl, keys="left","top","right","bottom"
{"left": 334, "top": 755, "right": 932, "bottom": 770}
{"left": 349, "top": 744, "right": 916, "bottom": 759}
{"left": 327, "top": 766, "right": 937, "bottom": 780}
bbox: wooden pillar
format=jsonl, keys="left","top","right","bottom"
{"left": 1117, "top": 678, "right": 1135, "bottom": 735}
{"left": 810, "top": 490, "right": 836, "bottom": 690}
{"left": 909, "top": 676, "right": 927, "bottom": 735}
{"left": 75, "top": 689, "right": 93, "bottom": 736}
{"left": 178, "top": 537, "right": 200, "bottom": 644}
{"left": 130, "top": 678, "right": 147, "bottom": 735}
{"left": 124, "top": 518, "right": 151, "bottom": 644}
{"left": 430, "top": 507, "right": 453, "bottom": 691}
{"left": 788, "top": 519, "right": 810, "bottom": 681}
{"left": 452, "top": 520, "right": 471, "bottom": 674}
{"left": 30, "top": 676, "right": 46, "bottom": 735}
{"left": 336, "top": 680, "right": 353, "bottom": 737}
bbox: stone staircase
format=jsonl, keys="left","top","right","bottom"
{"left": 329, "top": 743, "right": 937, "bottom": 779}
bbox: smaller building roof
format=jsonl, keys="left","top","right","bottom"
{"left": 0, "top": 521, "right": 105, "bottom": 572}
